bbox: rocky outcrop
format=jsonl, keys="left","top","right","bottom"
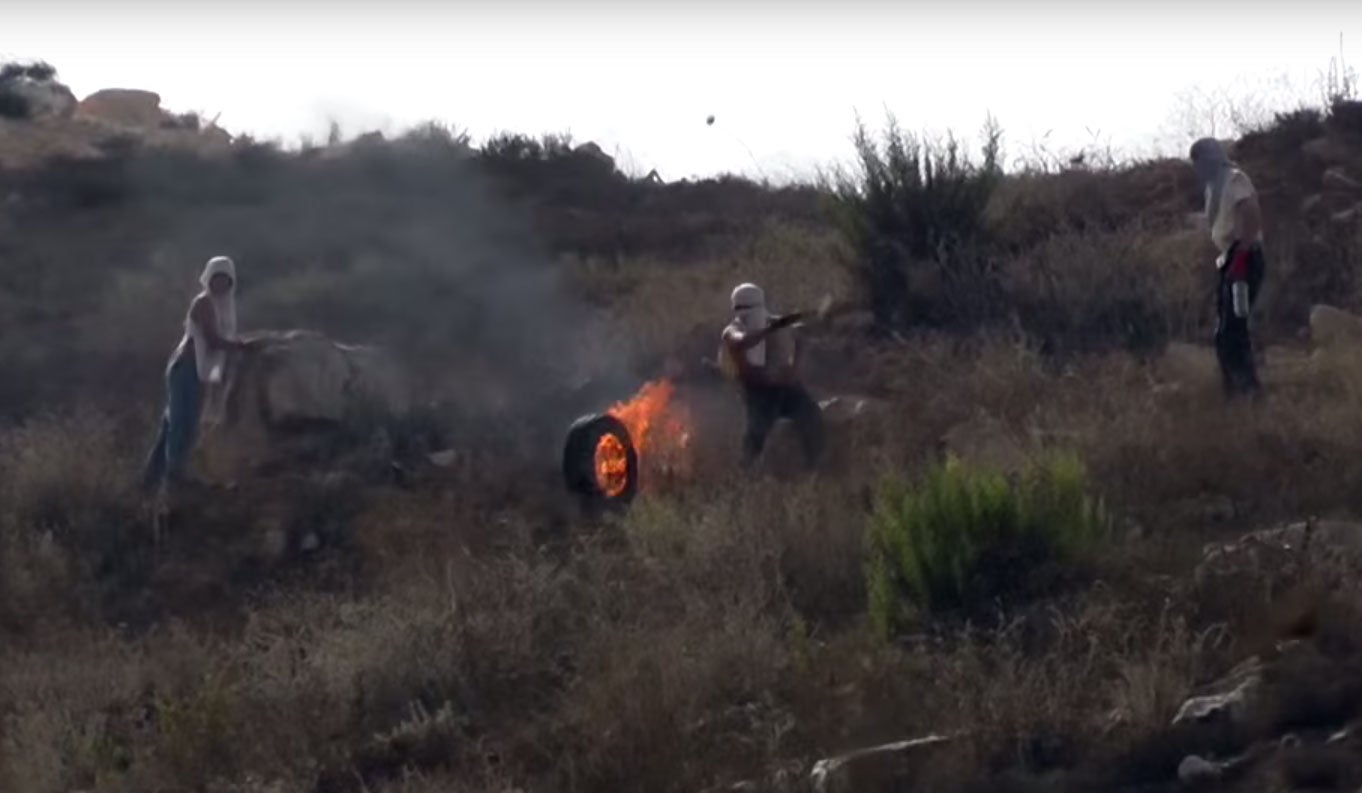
{"left": 74, "top": 88, "right": 165, "bottom": 128}
{"left": 1196, "top": 519, "right": 1362, "bottom": 587}
{"left": 1164, "top": 636, "right": 1362, "bottom": 791}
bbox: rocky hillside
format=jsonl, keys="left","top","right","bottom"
{"left": 3, "top": 64, "right": 1362, "bottom": 793}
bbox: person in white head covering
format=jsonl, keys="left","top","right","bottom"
{"left": 1190, "top": 137, "right": 1265, "bottom": 398}
{"left": 720, "top": 282, "right": 824, "bottom": 467}
{"left": 142, "top": 255, "right": 251, "bottom": 494}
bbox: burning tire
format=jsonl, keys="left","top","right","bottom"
{"left": 562, "top": 413, "right": 639, "bottom": 511}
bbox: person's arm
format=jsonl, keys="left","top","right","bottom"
{"left": 725, "top": 313, "right": 803, "bottom": 351}
{"left": 1222, "top": 172, "right": 1262, "bottom": 280}
{"left": 189, "top": 296, "right": 247, "bottom": 351}
{"left": 1232, "top": 194, "right": 1263, "bottom": 247}
{"left": 1225, "top": 198, "right": 1263, "bottom": 281}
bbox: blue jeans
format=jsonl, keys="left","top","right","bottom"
{"left": 142, "top": 353, "right": 202, "bottom": 492}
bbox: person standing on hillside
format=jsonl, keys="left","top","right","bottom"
{"left": 1190, "top": 137, "right": 1266, "bottom": 398}
{"left": 141, "top": 255, "right": 252, "bottom": 495}
{"left": 720, "top": 282, "right": 824, "bottom": 468}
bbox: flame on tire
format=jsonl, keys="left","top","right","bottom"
{"left": 596, "top": 378, "right": 692, "bottom": 494}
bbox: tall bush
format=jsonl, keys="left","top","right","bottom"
{"left": 833, "top": 114, "right": 1003, "bottom": 330}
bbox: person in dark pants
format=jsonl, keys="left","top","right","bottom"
{"left": 1191, "top": 138, "right": 1266, "bottom": 398}
{"left": 720, "top": 282, "right": 824, "bottom": 468}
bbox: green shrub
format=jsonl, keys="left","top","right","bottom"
{"left": 866, "top": 452, "right": 1109, "bottom": 638}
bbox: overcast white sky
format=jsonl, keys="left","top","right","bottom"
{"left": 6, "top": 1, "right": 1361, "bottom": 180}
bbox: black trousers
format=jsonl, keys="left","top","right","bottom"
{"left": 742, "top": 383, "right": 825, "bottom": 466}
{"left": 1214, "top": 245, "right": 1265, "bottom": 398}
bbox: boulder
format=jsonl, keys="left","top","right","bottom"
{"left": 75, "top": 89, "right": 165, "bottom": 128}
{"left": 198, "top": 330, "right": 411, "bottom": 478}
{"left": 1309, "top": 305, "right": 1362, "bottom": 348}
{"left": 573, "top": 141, "right": 616, "bottom": 172}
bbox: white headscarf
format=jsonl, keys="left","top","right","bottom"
{"left": 730, "top": 282, "right": 770, "bottom": 366}
{"left": 199, "top": 255, "right": 238, "bottom": 339}
{"left": 1190, "top": 137, "right": 1233, "bottom": 228}
{"left": 189, "top": 255, "right": 238, "bottom": 383}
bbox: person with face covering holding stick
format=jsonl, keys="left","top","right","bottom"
{"left": 719, "top": 282, "right": 825, "bottom": 469}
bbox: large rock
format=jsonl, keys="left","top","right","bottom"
{"left": 573, "top": 141, "right": 616, "bottom": 172}
{"left": 1309, "top": 304, "right": 1362, "bottom": 349}
{"left": 75, "top": 88, "right": 165, "bottom": 128}
{"left": 198, "top": 330, "right": 411, "bottom": 478}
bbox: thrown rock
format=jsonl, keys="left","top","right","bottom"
{"left": 810, "top": 734, "right": 952, "bottom": 793}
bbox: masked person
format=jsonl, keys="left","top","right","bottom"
{"left": 1191, "top": 137, "right": 1266, "bottom": 398}
{"left": 141, "top": 255, "right": 251, "bottom": 494}
{"left": 720, "top": 282, "right": 824, "bottom": 468}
